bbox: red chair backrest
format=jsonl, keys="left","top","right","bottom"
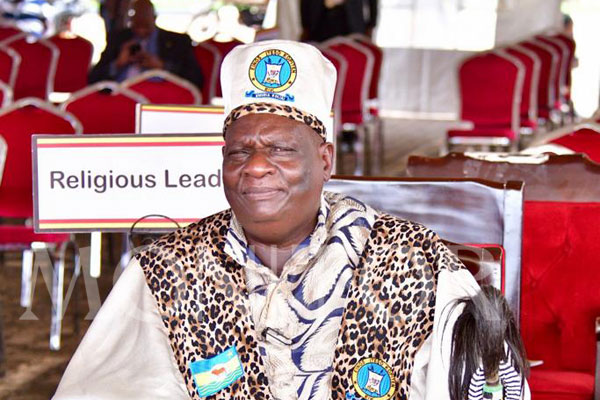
{"left": 49, "top": 35, "right": 93, "bottom": 93}
{"left": 350, "top": 34, "right": 383, "bottom": 100}
{"left": 124, "top": 72, "right": 200, "bottom": 105}
{"left": 0, "top": 100, "right": 79, "bottom": 217}
{"left": 0, "top": 26, "right": 21, "bottom": 42}
{"left": 204, "top": 39, "right": 242, "bottom": 98}
{"left": 535, "top": 35, "right": 568, "bottom": 107}
{"left": 519, "top": 40, "right": 558, "bottom": 118}
{"left": 506, "top": 46, "right": 540, "bottom": 123}
{"left": 193, "top": 42, "right": 221, "bottom": 102}
{"left": 550, "top": 127, "right": 600, "bottom": 163}
{"left": 322, "top": 38, "right": 373, "bottom": 125}
{"left": 458, "top": 51, "right": 521, "bottom": 127}
{"left": 521, "top": 200, "right": 600, "bottom": 373}
{"left": 63, "top": 85, "right": 147, "bottom": 134}
{"left": 0, "top": 45, "right": 19, "bottom": 88}
{"left": 321, "top": 48, "right": 347, "bottom": 136}
{"left": 552, "top": 33, "right": 576, "bottom": 99}
{"left": 3, "top": 34, "right": 58, "bottom": 100}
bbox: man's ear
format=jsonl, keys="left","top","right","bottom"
{"left": 320, "top": 142, "right": 335, "bottom": 182}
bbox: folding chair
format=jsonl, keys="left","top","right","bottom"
{"left": 0, "top": 44, "right": 20, "bottom": 89}
{"left": 122, "top": 69, "right": 201, "bottom": 105}
{"left": 406, "top": 153, "right": 600, "bottom": 400}
{"left": 0, "top": 98, "right": 82, "bottom": 350}
{"left": 48, "top": 34, "right": 93, "bottom": 94}
{"left": 321, "top": 37, "right": 374, "bottom": 174}
{"left": 325, "top": 176, "right": 524, "bottom": 318}
{"left": 61, "top": 81, "right": 148, "bottom": 134}
{"left": 447, "top": 49, "right": 525, "bottom": 151}
{"left": 193, "top": 41, "right": 221, "bottom": 103}
{"left": 1, "top": 33, "right": 59, "bottom": 100}
{"left": 202, "top": 38, "right": 242, "bottom": 98}
{"left": 519, "top": 40, "right": 560, "bottom": 125}
{"left": 505, "top": 45, "right": 541, "bottom": 135}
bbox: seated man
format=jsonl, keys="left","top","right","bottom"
{"left": 55, "top": 40, "right": 528, "bottom": 400}
{"left": 89, "top": 0, "right": 203, "bottom": 90}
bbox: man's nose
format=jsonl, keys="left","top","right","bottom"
{"left": 243, "top": 150, "right": 275, "bottom": 177}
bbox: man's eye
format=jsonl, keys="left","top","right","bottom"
{"left": 272, "top": 147, "right": 294, "bottom": 153}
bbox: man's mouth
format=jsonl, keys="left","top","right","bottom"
{"left": 241, "top": 187, "right": 283, "bottom": 200}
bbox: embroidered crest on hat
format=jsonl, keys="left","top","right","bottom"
{"left": 246, "top": 49, "right": 297, "bottom": 102}
{"left": 351, "top": 358, "right": 397, "bottom": 400}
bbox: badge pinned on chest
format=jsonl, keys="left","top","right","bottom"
{"left": 351, "top": 358, "right": 397, "bottom": 400}
{"left": 189, "top": 346, "right": 244, "bottom": 397}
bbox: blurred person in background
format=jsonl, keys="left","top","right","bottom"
{"left": 301, "top": 0, "right": 378, "bottom": 42}
{"left": 89, "top": 0, "right": 203, "bottom": 89}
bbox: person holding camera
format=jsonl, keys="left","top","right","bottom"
{"left": 89, "top": 0, "right": 203, "bottom": 90}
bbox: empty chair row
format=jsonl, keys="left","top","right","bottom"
{"left": 0, "top": 32, "right": 93, "bottom": 101}
{"left": 449, "top": 33, "right": 576, "bottom": 151}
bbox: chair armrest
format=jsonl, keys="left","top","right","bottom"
{"left": 595, "top": 317, "right": 599, "bottom": 400}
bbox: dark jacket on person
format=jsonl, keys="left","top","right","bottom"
{"left": 89, "top": 27, "right": 203, "bottom": 90}
{"left": 301, "top": 0, "right": 378, "bottom": 42}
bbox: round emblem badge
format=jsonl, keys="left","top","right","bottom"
{"left": 248, "top": 49, "right": 297, "bottom": 93}
{"left": 351, "top": 358, "right": 397, "bottom": 400}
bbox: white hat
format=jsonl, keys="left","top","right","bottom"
{"left": 221, "top": 40, "right": 337, "bottom": 141}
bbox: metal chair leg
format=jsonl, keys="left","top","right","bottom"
{"left": 20, "top": 248, "right": 34, "bottom": 308}
{"left": 50, "top": 240, "right": 80, "bottom": 351}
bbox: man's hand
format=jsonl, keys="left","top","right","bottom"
{"left": 115, "top": 39, "right": 139, "bottom": 68}
{"left": 139, "top": 52, "right": 164, "bottom": 69}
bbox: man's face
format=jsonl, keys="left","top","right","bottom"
{"left": 129, "top": 3, "right": 156, "bottom": 39}
{"left": 222, "top": 113, "right": 333, "bottom": 243}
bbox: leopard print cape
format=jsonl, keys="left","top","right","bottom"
{"left": 137, "top": 195, "right": 462, "bottom": 399}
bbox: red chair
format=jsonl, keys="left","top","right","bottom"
{"left": 506, "top": 45, "right": 541, "bottom": 133}
{"left": 520, "top": 40, "right": 560, "bottom": 123}
{"left": 0, "top": 25, "right": 21, "bottom": 42}
{"left": 349, "top": 34, "right": 383, "bottom": 112}
{"left": 48, "top": 34, "right": 93, "bottom": 93}
{"left": 552, "top": 33, "right": 576, "bottom": 104}
{"left": 321, "top": 48, "right": 347, "bottom": 140}
{"left": 0, "top": 98, "right": 82, "bottom": 219}
{"left": 0, "top": 44, "right": 20, "bottom": 89}
{"left": 447, "top": 50, "right": 524, "bottom": 149}
{"left": 535, "top": 35, "right": 569, "bottom": 110}
{"left": 122, "top": 69, "right": 201, "bottom": 105}
{"left": 193, "top": 41, "right": 221, "bottom": 103}
{"left": 62, "top": 82, "right": 148, "bottom": 134}
{"left": 0, "top": 101, "right": 82, "bottom": 351}
{"left": 321, "top": 37, "right": 373, "bottom": 127}
{"left": 406, "top": 153, "right": 600, "bottom": 400}
{"left": 202, "top": 38, "right": 242, "bottom": 98}
{"left": 2, "top": 33, "right": 59, "bottom": 100}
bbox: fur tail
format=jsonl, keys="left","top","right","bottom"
{"left": 447, "top": 286, "right": 529, "bottom": 400}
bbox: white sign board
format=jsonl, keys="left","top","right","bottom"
{"left": 136, "top": 103, "right": 335, "bottom": 144}
{"left": 136, "top": 104, "right": 226, "bottom": 134}
{"left": 33, "top": 134, "right": 228, "bottom": 232}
